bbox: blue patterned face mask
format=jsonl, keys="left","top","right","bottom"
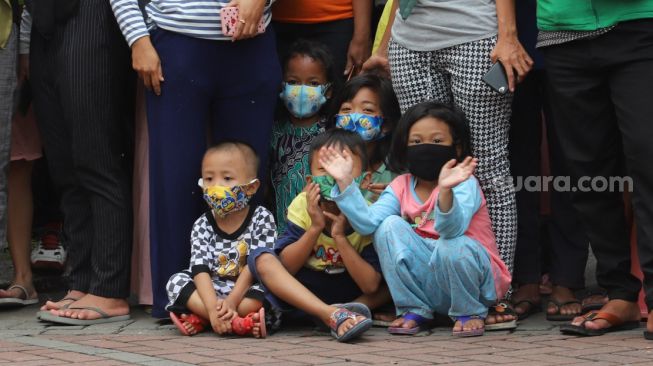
{"left": 335, "top": 113, "right": 385, "bottom": 141}
{"left": 279, "top": 83, "right": 329, "bottom": 119}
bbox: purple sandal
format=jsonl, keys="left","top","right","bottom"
{"left": 452, "top": 315, "right": 485, "bottom": 337}
{"left": 388, "top": 312, "right": 433, "bottom": 335}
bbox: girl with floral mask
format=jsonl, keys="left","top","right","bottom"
{"left": 271, "top": 39, "right": 339, "bottom": 234}
{"left": 320, "top": 101, "right": 511, "bottom": 338}
{"left": 330, "top": 74, "right": 401, "bottom": 203}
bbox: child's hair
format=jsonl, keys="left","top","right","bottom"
{"left": 309, "top": 129, "right": 369, "bottom": 172}
{"left": 327, "top": 74, "right": 401, "bottom": 170}
{"left": 205, "top": 140, "right": 260, "bottom": 178}
{"left": 279, "top": 39, "right": 340, "bottom": 118}
{"left": 388, "top": 101, "right": 472, "bottom": 172}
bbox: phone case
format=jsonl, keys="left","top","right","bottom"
{"left": 482, "top": 62, "right": 509, "bottom": 94}
{"left": 221, "top": 7, "right": 266, "bottom": 37}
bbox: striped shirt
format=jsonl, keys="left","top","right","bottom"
{"left": 110, "top": 0, "right": 273, "bottom": 46}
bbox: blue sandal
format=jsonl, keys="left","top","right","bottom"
{"left": 329, "top": 306, "right": 372, "bottom": 342}
{"left": 388, "top": 312, "right": 433, "bottom": 335}
{"left": 452, "top": 315, "right": 485, "bottom": 337}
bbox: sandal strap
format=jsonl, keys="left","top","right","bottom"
{"left": 490, "top": 301, "right": 517, "bottom": 316}
{"left": 7, "top": 285, "right": 29, "bottom": 300}
{"left": 581, "top": 311, "right": 623, "bottom": 326}
{"left": 329, "top": 308, "right": 359, "bottom": 331}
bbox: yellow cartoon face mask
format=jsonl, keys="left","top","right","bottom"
{"left": 198, "top": 178, "right": 258, "bottom": 217}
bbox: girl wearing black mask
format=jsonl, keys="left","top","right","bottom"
{"left": 319, "top": 101, "right": 510, "bottom": 337}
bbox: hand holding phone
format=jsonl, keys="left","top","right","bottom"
{"left": 482, "top": 62, "right": 509, "bottom": 94}
{"left": 221, "top": 6, "right": 265, "bottom": 37}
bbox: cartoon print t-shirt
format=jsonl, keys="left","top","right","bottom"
{"left": 188, "top": 206, "right": 277, "bottom": 292}
{"left": 276, "top": 192, "right": 379, "bottom": 273}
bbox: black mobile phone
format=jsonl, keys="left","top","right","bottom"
{"left": 482, "top": 62, "right": 509, "bottom": 94}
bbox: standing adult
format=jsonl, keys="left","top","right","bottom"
{"left": 536, "top": 0, "right": 653, "bottom": 337}
{"left": 28, "top": 0, "right": 135, "bottom": 323}
{"left": 364, "top": 0, "right": 532, "bottom": 328}
{"left": 110, "top": 0, "right": 282, "bottom": 317}
{"left": 272, "top": 0, "right": 371, "bottom": 78}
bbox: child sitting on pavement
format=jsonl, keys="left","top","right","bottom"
{"left": 248, "top": 129, "right": 385, "bottom": 342}
{"left": 165, "top": 142, "right": 277, "bottom": 337}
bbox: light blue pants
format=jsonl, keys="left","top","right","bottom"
{"left": 374, "top": 216, "right": 497, "bottom": 319}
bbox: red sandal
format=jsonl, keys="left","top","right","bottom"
{"left": 170, "top": 312, "right": 208, "bottom": 336}
{"left": 231, "top": 307, "right": 266, "bottom": 338}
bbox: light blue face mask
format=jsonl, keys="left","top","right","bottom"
{"left": 279, "top": 83, "right": 329, "bottom": 119}
{"left": 335, "top": 113, "right": 385, "bottom": 141}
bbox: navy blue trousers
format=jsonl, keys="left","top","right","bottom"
{"left": 147, "top": 29, "right": 281, "bottom": 317}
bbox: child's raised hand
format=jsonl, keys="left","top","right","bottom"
{"left": 323, "top": 211, "right": 347, "bottom": 238}
{"left": 438, "top": 157, "right": 478, "bottom": 189}
{"left": 319, "top": 147, "right": 354, "bottom": 187}
{"left": 306, "top": 183, "right": 326, "bottom": 230}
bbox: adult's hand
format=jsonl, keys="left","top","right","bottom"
{"left": 131, "top": 36, "right": 164, "bottom": 96}
{"left": 226, "top": 0, "right": 266, "bottom": 41}
{"left": 490, "top": 35, "right": 533, "bottom": 92}
{"left": 345, "top": 37, "right": 370, "bottom": 77}
{"left": 362, "top": 53, "right": 390, "bottom": 78}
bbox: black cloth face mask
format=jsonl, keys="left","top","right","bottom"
{"left": 406, "top": 143, "right": 458, "bottom": 181}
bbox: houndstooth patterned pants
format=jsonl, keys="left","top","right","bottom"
{"left": 388, "top": 36, "right": 517, "bottom": 275}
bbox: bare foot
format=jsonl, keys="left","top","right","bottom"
{"left": 547, "top": 286, "right": 581, "bottom": 317}
{"left": 40, "top": 290, "right": 86, "bottom": 311}
{"left": 52, "top": 294, "right": 129, "bottom": 320}
{"left": 326, "top": 307, "right": 368, "bottom": 337}
{"left": 453, "top": 317, "right": 484, "bottom": 333}
{"left": 250, "top": 312, "right": 263, "bottom": 338}
{"left": 485, "top": 301, "right": 518, "bottom": 325}
{"left": 581, "top": 293, "right": 609, "bottom": 310}
{"left": 373, "top": 312, "right": 397, "bottom": 323}
{"left": 648, "top": 310, "right": 653, "bottom": 334}
{"left": 569, "top": 299, "right": 640, "bottom": 331}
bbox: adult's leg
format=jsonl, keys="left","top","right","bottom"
{"left": 603, "top": 19, "right": 653, "bottom": 315}
{"left": 50, "top": 0, "right": 134, "bottom": 320}
{"left": 307, "top": 19, "right": 354, "bottom": 79}
{"left": 211, "top": 30, "right": 282, "bottom": 195}
{"left": 30, "top": 19, "right": 93, "bottom": 304}
{"left": 447, "top": 36, "right": 517, "bottom": 274}
{"left": 0, "top": 25, "right": 16, "bottom": 254}
{"left": 508, "top": 70, "right": 544, "bottom": 315}
{"left": 388, "top": 40, "right": 451, "bottom": 113}
{"left": 543, "top": 32, "right": 641, "bottom": 331}
{"left": 147, "top": 30, "right": 216, "bottom": 318}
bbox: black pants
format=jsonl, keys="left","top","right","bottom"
{"left": 30, "top": 0, "right": 134, "bottom": 298}
{"left": 509, "top": 70, "right": 589, "bottom": 289}
{"left": 273, "top": 18, "right": 353, "bottom": 80}
{"left": 542, "top": 18, "right": 653, "bottom": 308}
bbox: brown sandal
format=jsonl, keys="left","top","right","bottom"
{"left": 560, "top": 311, "right": 640, "bottom": 336}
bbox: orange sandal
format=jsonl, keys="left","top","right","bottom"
{"left": 170, "top": 312, "right": 208, "bottom": 336}
{"left": 231, "top": 307, "right": 266, "bottom": 338}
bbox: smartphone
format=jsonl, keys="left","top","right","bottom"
{"left": 221, "top": 7, "right": 266, "bottom": 37}
{"left": 482, "top": 62, "right": 509, "bottom": 94}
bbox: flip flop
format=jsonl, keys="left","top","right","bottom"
{"left": 170, "top": 312, "right": 208, "bottom": 336}
{"left": 559, "top": 311, "right": 640, "bottom": 336}
{"left": 513, "top": 299, "right": 541, "bottom": 320}
{"left": 645, "top": 330, "right": 653, "bottom": 340}
{"left": 546, "top": 299, "right": 582, "bottom": 321}
{"left": 328, "top": 305, "right": 372, "bottom": 342}
{"left": 387, "top": 312, "right": 433, "bottom": 335}
{"left": 452, "top": 315, "right": 485, "bottom": 337}
{"left": 231, "top": 307, "right": 267, "bottom": 338}
{"left": 485, "top": 301, "right": 517, "bottom": 331}
{"left": 36, "top": 296, "right": 80, "bottom": 320}
{"left": 39, "top": 306, "right": 130, "bottom": 325}
{"left": 0, "top": 285, "right": 38, "bottom": 308}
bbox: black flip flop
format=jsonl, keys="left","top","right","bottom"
{"left": 513, "top": 299, "right": 541, "bottom": 321}
{"left": 546, "top": 299, "right": 582, "bottom": 321}
{"left": 645, "top": 330, "right": 653, "bottom": 340}
{"left": 560, "top": 311, "right": 640, "bottom": 336}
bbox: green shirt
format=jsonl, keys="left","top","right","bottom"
{"left": 537, "top": 0, "right": 653, "bottom": 31}
{"left": 0, "top": 0, "right": 12, "bottom": 49}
